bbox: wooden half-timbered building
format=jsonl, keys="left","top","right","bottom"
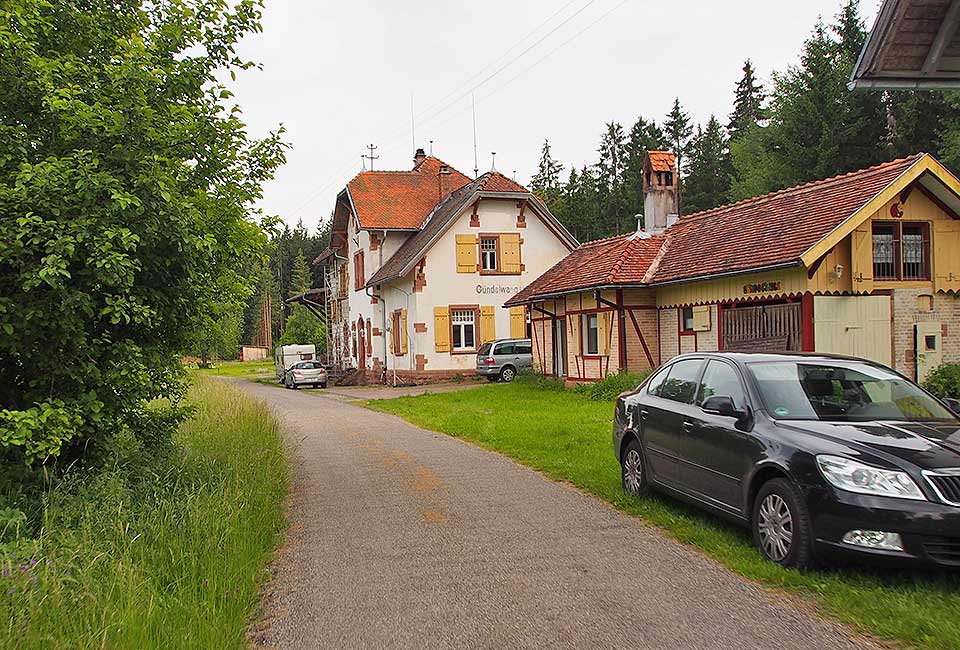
{"left": 507, "top": 151, "right": 960, "bottom": 384}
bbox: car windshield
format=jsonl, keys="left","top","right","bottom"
{"left": 747, "top": 361, "right": 955, "bottom": 422}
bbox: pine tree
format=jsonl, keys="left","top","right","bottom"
{"left": 683, "top": 115, "right": 731, "bottom": 214}
{"left": 728, "top": 59, "right": 766, "bottom": 141}
{"left": 530, "top": 139, "right": 563, "bottom": 201}
{"left": 290, "top": 249, "right": 312, "bottom": 296}
{"left": 664, "top": 98, "right": 693, "bottom": 172}
{"left": 597, "top": 122, "right": 628, "bottom": 234}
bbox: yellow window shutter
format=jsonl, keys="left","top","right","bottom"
{"left": 851, "top": 224, "right": 874, "bottom": 294}
{"left": 401, "top": 309, "right": 408, "bottom": 354}
{"left": 456, "top": 234, "right": 478, "bottom": 273}
{"left": 509, "top": 306, "right": 526, "bottom": 339}
{"left": 500, "top": 233, "right": 521, "bottom": 274}
{"left": 480, "top": 306, "right": 496, "bottom": 343}
{"left": 692, "top": 305, "right": 711, "bottom": 331}
{"left": 598, "top": 312, "right": 610, "bottom": 355}
{"left": 934, "top": 220, "right": 960, "bottom": 292}
{"left": 434, "top": 307, "right": 450, "bottom": 352}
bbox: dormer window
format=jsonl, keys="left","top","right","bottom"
{"left": 872, "top": 221, "right": 929, "bottom": 281}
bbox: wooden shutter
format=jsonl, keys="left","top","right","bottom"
{"left": 480, "top": 306, "right": 496, "bottom": 343}
{"left": 509, "top": 306, "right": 526, "bottom": 339}
{"left": 500, "top": 233, "right": 522, "bottom": 274}
{"left": 456, "top": 235, "right": 478, "bottom": 273}
{"left": 434, "top": 307, "right": 450, "bottom": 352}
{"left": 851, "top": 224, "right": 874, "bottom": 294}
{"left": 366, "top": 319, "right": 372, "bottom": 355}
{"left": 401, "top": 309, "right": 408, "bottom": 354}
{"left": 598, "top": 312, "right": 609, "bottom": 356}
{"left": 692, "top": 305, "right": 711, "bottom": 331}
{"left": 934, "top": 220, "right": 960, "bottom": 292}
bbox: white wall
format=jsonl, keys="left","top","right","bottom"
{"left": 389, "top": 197, "right": 571, "bottom": 372}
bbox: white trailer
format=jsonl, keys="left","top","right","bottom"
{"left": 275, "top": 344, "right": 317, "bottom": 383}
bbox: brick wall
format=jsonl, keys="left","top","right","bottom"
{"left": 891, "top": 289, "right": 960, "bottom": 379}
{"left": 659, "top": 308, "right": 679, "bottom": 362}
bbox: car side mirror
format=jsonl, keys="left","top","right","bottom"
{"left": 702, "top": 395, "right": 742, "bottom": 419}
{"left": 943, "top": 397, "right": 960, "bottom": 415}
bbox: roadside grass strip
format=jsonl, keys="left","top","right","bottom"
{"left": 195, "top": 359, "right": 275, "bottom": 378}
{"left": 0, "top": 378, "right": 287, "bottom": 649}
{"left": 367, "top": 381, "right": 960, "bottom": 650}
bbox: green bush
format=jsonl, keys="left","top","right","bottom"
{"left": 514, "top": 369, "right": 566, "bottom": 392}
{"left": 572, "top": 371, "right": 649, "bottom": 402}
{"left": 922, "top": 363, "right": 960, "bottom": 399}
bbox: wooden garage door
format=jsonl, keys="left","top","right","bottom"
{"left": 813, "top": 296, "right": 891, "bottom": 366}
{"left": 722, "top": 303, "right": 802, "bottom": 352}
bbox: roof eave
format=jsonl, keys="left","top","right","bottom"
{"left": 649, "top": 261, "right": 803, "bottom": 288}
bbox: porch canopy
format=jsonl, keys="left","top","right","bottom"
{"left": 850, "top": 0, "right": 960, "bottom": 89}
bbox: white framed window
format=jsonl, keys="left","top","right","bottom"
{"left": 451, "top": 309, "right": 477, "bottom": 351}
{"left": 480, "top": 237, "right": 498, "bottom": 272}
{"left": 582, "top": 313, "right": 599, "bottom": 356}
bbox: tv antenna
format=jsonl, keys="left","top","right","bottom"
{"left": 472, "top": 92, "right": 479, "bottom": 178}
{"left": 363, "top": 144, "right": 379, "bottom": 170}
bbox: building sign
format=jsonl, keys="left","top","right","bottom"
{"left": 742, "top": 280, "right": 782, "bottom": 295}
{"left": 476, "top": 285, "right": 520, "bottom": 295}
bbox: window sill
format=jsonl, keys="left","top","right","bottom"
{"left": 874, "top": 280, "right": 933, "bottom": 289}
{"left": 479, "top": 270, "right": 521, "bottom": 276}
{"left": 450, "top": 348, "right": 478, "bottom": 355}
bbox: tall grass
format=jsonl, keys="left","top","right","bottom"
{"left": 0, "top": 378, "right": 287, "bottom": 649}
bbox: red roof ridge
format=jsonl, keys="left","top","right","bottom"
{"left": 641, "top": 236, "right": 670, "bottom": 284}
{"left": 677, "top": 153, "right": 926, "bottom": 224}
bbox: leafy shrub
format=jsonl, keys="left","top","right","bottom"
{"left": 572, "top": 371, "right": 649, "bottom": 402}
{"left": 922, "top": 363, "right": 960, "bottom": 399}
{"left": 515, "top": 369, "right": 566, "bottom": 392}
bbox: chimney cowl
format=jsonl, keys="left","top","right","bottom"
{"left": 413, "top": 148, "right": 426, "bottom": 167}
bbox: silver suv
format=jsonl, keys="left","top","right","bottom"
{"left": 476, "top": 338, "right": 533, "bottom": 382}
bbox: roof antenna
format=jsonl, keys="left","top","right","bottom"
{"left": 628, "top": 213, "right": 651, "bottom": 240}
{"left": 363, "top": 144, "right": 379, "bottom": 171}
{"left": 472, "top": 92, "right": 479, "bottom": 178}
{"left": 490, "top": 151, "right": 496, "bottom": 172}
{"left": 410, "top": 95, "right": 416, "bottom": 155}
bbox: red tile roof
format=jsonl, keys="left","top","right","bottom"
{"left": 478, "top": 172, "right": 528, "bottom": 193}
{"left": 346, "top": 157, "right": 472, "bottom": 229}
{"left": 505, "top": 232, "right": 666, "bottom": 306}
{"left": 651, "top": 154, "right": 923, "bottom": 284}
{"left": 510, "top": 153, "right": 927, "bottom": 303}
{"left": 646, "top": 151, "right": 676, "bottom": 172}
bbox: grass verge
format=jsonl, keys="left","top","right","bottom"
{"left": 195, "top": 359, "right": 275, "bottom": 378}
{"left": 0, "top": 377, "right": 287, "bottom": 649}
{"left": 367, "top": 381, "right": 960, "bottom": 650}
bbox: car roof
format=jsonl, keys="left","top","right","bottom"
{"left": 490, "top": 338, "right": 530, "bottom": 343}
{"left": 668, "top": 351, "right": 888, "bottom": 367}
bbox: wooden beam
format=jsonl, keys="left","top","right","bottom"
{"left": 922, "top": 0, "right": 960, "bottom": 76}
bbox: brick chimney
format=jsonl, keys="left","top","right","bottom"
{"left": 642, "top": 151, "right": 679, "bottom": 232}
{"left": 413, "top": 148, "right": 426, "bottom": 168}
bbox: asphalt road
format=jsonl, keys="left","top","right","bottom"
{"left": 239, "top": 380, "right": 877, "bottom": 650}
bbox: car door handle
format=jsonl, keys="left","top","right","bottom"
{"left": 683, "top": 421, "right": 695, "bottom": 433}
{"left": 639, "top": 409, "right": 649, "bottom": 421}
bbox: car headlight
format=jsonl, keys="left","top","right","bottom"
{"left": 816, "top": 455, "right": 926, "bottom": 501}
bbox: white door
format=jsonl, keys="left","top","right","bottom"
{"left": 813, "top": 296, "right": 892, "bottom": 366}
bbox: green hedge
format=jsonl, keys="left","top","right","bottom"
{"left": 922, "top": 363, "right": 960, "bottom": 399}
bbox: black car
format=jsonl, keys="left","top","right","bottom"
{"left": 613, "top": 352, "right": 960, "bottom": 568}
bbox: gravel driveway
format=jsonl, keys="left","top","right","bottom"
{"left": 238, "top": 380, "right": 877, "bottom": 650}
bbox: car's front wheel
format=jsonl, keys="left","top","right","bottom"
{"left": 620, "top": 439, "right": 649, "bottom": 497}
{"left": 752, "top": 478, "right": 814, "bottom": 569}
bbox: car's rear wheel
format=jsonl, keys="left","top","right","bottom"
{"left": 752, "top": 478, "right": 813, "bottom": 569}
{"left": 499, "top": 366, "right": 516, "bottom": 382}
{"left": 486, "top": 375, "right": 498, "bottom": 383}
{"left": 620, "top": 439, "right": 649, "bottom": 497}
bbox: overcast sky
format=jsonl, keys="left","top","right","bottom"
{"left": 228, "top": 0, "right": 879, "bottom": 231}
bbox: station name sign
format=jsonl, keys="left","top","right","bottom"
{"left": 742, "top": 280, "right": 782, "bottom": 295}
{"left": 476, "top": 285, "right": 520, "bottom": 295}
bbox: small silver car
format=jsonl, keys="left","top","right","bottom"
{"left": 476, "top": 338, "right": 533, "bottom": 382}
{"left": 284, "top": 360, "right": 328, "bottom": 389}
